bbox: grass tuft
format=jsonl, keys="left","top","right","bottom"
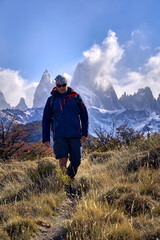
{"left": 116, "top": 192, "right": 153, "bottom": 217}
{"left": 0, "top": 228, "right": 10, "bottom": 240}
{"left": 4, "top": 217, "right": 37, "bottom": 240}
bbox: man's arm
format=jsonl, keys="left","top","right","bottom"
{"left": 42, "top": 96, "right": 52, "bottom": 143}
{"left": 77, "top": 94, "right": 89, "bottom": 138}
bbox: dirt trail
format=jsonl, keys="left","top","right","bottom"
{"left": 33, "top": 198, "right": 77, "bottom": 240}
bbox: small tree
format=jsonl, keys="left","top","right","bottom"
{"left": 0, "top": 114, "right": 28, "bottom": 160}
{"left": 93, "top": 125, "right": 109, "bottom": 151}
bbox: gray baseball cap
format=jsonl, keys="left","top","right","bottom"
{"left": 54, "top": 75, "right": 67, "bottom": 85}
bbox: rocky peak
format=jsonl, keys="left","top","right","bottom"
{"left": 32, "top": 69, "right": 53, "bottom": 108}
{"left": 15, "top": 97, "right": 28, "bottom": 111}
{"left": 0, "top": 90, "right": 11, "bottom": 110}
{"left": 71, "top": 61, "right": 121, "bottom": 110}
{"left": 120, "top": 87, "right": 158, "bottom": 113}
{"left": 136, "top": 87, "right": 154, "bottom": 99}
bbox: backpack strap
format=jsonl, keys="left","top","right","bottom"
{"left": 50, "top": 92, "right": 81, "bottom": 117}
{"left": 75, "top": 94, "right": 81, "bottom": 111}
{"left": 50, "top": 94, "right": 55, "bottom": 120}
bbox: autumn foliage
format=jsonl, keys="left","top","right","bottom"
{"left": 0, "top": 115, "right": 28, "bottom": 160}
{"left": 0, "top": 115, "right": 53, "bottom": 161}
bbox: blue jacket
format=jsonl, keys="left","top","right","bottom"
{"left": 42, "top": 86, "right": 89, "bottom": 142}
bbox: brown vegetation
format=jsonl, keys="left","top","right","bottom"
{"left": 0, "top": 122, "right": 160, "bottom": 239}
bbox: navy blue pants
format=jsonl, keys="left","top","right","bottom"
{"left": 53, "top": 137, "right": 82, "bottom": 179}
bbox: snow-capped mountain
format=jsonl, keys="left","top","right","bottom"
{"left": 88, "top": 107, "right": 160, "bottom": 136}
{"left": 1, "top": 103, "right": 159, "bottom": 141}
{"left": 157, "top": 94, "right": 160, "bottom": 112}
{"left": 0, "top": 67, "right": 160, "bottom": 141}
{"left": 70, "top": 61, "right": 121, "bottom": 110}
{"left": 119, "top": 87, "right": 158, "bottom": 113}
{"left": 0, "top": 108, "right": 44, "bottom": 124}
{"left": 0, "top": 90, "right": 11, "bottom": 110}
{"left": 15, "top": 97, "right": 28, "bottom": 111}
{"left": 32, "top": 69, "right": 53, "bottom": 108}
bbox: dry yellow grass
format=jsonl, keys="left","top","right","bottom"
{"left": 0, "top": 134, "right": 160, "bottom": 239}
{"left": 65, "top": 136, "right": 160, "bottom": 240}
{"left": 0, "top": 157, "right": 69, "bottom": 239}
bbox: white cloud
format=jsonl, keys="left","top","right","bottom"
{"left": 1, "top": 29, "right": 160, "bottom": 110}
{"left": 63, "top": 72, "right": 72, "bottom": 85}
{"left": 83, "top": 44, "right": 101, "bottom": 63}
{"left": 114, "top": 52, "right": 160, "bottom": 99}
{"left": 73, "top": 29, "right": 160, "bottom": 99}
{"left": 81, "top": 30, "right": 124, "bottom": 91}
{"left": 0, "top": 68, "right": 38, "bottom": 107}
{"left": 140, "top": 45, "right": 150, "bottom": 51}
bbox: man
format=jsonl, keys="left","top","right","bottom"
{"left": 42, "top": 75, "right": 89, "bottom": 180}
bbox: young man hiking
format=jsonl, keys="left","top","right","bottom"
{"left": 42, "top": 75, "right": 89, "bottom": 180}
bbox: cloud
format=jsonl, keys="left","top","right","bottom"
{"left": 1, "top": 29, "right": 160, "bottom": 110}
{"left": 72, "top": 29, "right": 160, "bottom": 100}
{"left": 63, "top": 72, "right": 72, "bottom": 85}
{"left": 83, "top": 44, "right": 101, "bottom": 63}
{"left": 0, "top": 68, "right": 38, "bottom": 107}
{"left": 114, "top": 52, "right": 160, "bottom": 99}
{"left": 81, "top": 30, "right": 124, "bottom": 91}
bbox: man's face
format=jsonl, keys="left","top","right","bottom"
{"left": 56, "top": 83, "right": 68, "bottom": 94}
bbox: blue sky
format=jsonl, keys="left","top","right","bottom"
{"left": 0, "top": 0, "right": 160, "bottom": 106}
{"left": 1, "top": 0, "right": 160, "bottom": 79}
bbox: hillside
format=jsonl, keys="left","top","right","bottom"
{"left": 0, "top": 133, "right": 160, "bottom": 239}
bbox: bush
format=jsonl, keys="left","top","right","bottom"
{"left": 116, "top": 193, "right": 153, "bottom": 217}
{"left": 127, "top": 147, "right": 160, "bottom": 172}
{"left": 0, "top": 228, "right": 10, "bottom": 240}
{"left": 27, "top": 159, "right": 69, "bottom": 194}
{"left": 107, "top": 223, "right": 140, "bottom": 240}
{"left": 0, "top": 115, "right": 28, "bottom": 160}
{"left": 4, "top": 217, "right": 37, "bottom": 240}
{"left": 16, "top": 142, "right": 54, "bottom": 160}
{"left": 27, "top": 159, "right": 57, "bottom": 184}
{"left": 89, "top": 151, "right": 113, "bottom": 164}
{"left": 100, "top": 185, "right": 133, "bottom": 205}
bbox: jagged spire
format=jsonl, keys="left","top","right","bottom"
{"left": 32, "top": 69, "right": 52, "bottom": 108}
{"left": 15, "top": 97, "right": 28, "bottom": 111}
{"left": 0, "top": 90, "right": 11, "bottom": 110}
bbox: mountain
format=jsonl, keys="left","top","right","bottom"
{"left": 1, "top": 63, "right": 160, "bottom": 141}
{"left": 157, "top": 94, "right": 160, "bottom": 112}
{"left": 15, "top": 97, "right": 28, "bottom": 111}
{"left": 1, "top": 104, "right": 160, "bottom": 141}
{"left": 70, "top": 61, "right": 122, "bottom": 110}
{"left": 22, "top": 120, "right": 42, "bottom": 142}
{"left": 88, "top": 107, "right": 160, "bottom": 136}
{"left": 0, "top": 108, "right": 44, "bottom": 124}
{"left": 0, "top": 90, "right": 11, "bottom": 110}
{"left": 33, "top": 69, "right": 53, "bottom": 108}
{"left": 119, "top": 87, "right": 158, "bottom": 113}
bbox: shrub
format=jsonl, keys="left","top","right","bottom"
{"left": 89, "top": 151, "right": 113, "bottom": 164}
{"left": 16, "top": 142, "right": 54, "bottom": 160}
{"left": 127, "top": 146, "right": 160, "bottom": 172}
{"left": 27, "top": 159, "right": 69, "bottom": 194}
{"left": 0, "top": 228, "right": 10, "bottom": 240}
{"left": 78, "top": 176, "right": 91, "bottom": 194}
{"left": 0, "top": 115, "right": 28, "bottom": 160}
{"left": 27, "top": 159, "right": 57, "bottom": 184}
{"left": 100, "top": 185, "right": 133, "bottom": 205}
{"left": 4, "top": 217, "right": 37, "bottom": 240}
{"left": 116, "top": 192, "right": 153, "bottom": 217}
{"left": 142, "top": 230, "right": 160, "bottom": 240}
{"left": 107, "top": 223, "right": 140, "bottom": 240}
{"left": 152, "top": 203, "right": 160, "bottom": 217}
{"left": 65, "top": 198, "right": 125, "bottom": 240}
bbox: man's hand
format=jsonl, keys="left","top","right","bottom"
{"left": 44, "top": 141, "right": 50, "bottom": 148}
{"left": 81, "top": 136, "right": 87, "bottom": 143}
